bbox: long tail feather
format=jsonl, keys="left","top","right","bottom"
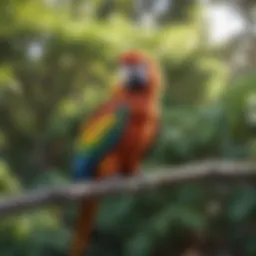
{"left": 70, "top": 199, "right": 99, "bottom": 256}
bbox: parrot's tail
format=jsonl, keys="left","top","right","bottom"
{"left": 69, "top": 199, "right": 99, "bottom": 256}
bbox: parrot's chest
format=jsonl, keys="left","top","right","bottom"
{"left": 120, "top": 114, "right": 156, "bottom": 153}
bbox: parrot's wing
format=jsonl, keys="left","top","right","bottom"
{"left": 72, "top": 105, "right": 129, "bottom": 180}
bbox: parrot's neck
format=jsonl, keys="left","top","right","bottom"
{"left": 118, "top": 89, "right": 159, "bottom": 120}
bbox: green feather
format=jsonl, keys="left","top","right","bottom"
{"left": 73, "top": 105, "right": 129, "bottom": 179}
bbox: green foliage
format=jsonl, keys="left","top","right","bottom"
{"left": 0, "top": 0, "right": 255, "bottom": 255}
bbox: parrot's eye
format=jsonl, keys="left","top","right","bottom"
{"left": 119, "top": 64, "right": 148, "bottom": 90}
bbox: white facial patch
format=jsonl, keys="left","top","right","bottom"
{"left": 133, "top": 64, "right": 147, "bottom": 80}
{"left": 118, "top": 64, "right": 147, "bottom": 86}
{"left": 119, "top": 65, "right": 131, "bottom": 83}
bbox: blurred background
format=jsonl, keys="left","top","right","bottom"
{"left": 0, "top": 0, "right": 256, "bottom": 255}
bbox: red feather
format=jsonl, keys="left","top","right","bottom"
{"left": 70, "top": 50, "right": 161, "bottom": 256}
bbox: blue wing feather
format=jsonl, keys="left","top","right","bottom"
{"left": 72, "top": 105, "right": 129, "bottom": 180}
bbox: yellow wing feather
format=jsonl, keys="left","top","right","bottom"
{"left": 76, "top": 115, "right": 116, "bottom": 149}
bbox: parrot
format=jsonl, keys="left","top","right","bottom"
{"left": 69, "top": 50, "right": 162, "bottom": 256}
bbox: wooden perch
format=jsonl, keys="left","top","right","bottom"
{"left": 0, "top": 160, "right": 255, "bottom": 217}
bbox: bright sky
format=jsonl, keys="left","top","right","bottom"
{"left": 29, "top": 1, "right": 247, "bottom": 60}
{"left": 153, "top": 0, "right": 246, "bottom": 44}
{"left": 206, "top": 3, "right": 246, "bottom": 44}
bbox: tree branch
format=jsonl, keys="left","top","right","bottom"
{"left": 0, "top": 160, "right": 255, "bottom": 217}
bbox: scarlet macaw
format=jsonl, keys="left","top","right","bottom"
{"left": 70, "top": 50, "right": 161, "bottom": 256}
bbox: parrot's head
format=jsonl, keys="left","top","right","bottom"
{"left": 118, "top": 50, "right": 160, "bottom": 93}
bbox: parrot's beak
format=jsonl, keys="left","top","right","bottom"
{"left": 120, "top": 64, "right": 148, "bottom": 91}
{"left": 126, "top": 74, "right": 146, "bottom": 90}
